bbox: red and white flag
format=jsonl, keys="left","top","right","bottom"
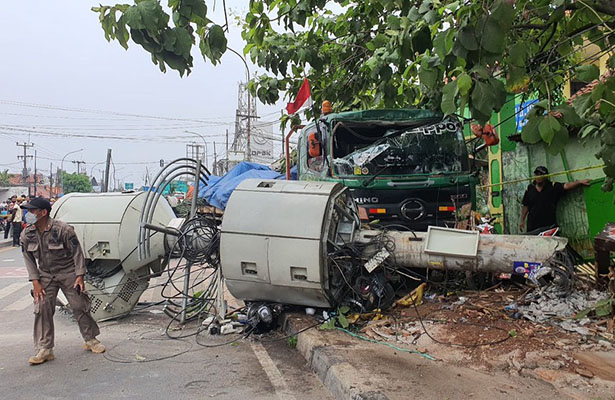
{"left": 286, "top": 78, "right": 312, "bottom": 115}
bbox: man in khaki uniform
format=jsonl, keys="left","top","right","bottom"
{"left": 20, "top": 197, "right": 105, "bottom": 365}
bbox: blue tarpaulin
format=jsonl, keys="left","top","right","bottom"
{"left": 194, "top": 162, "right": 283, "bottom": 210}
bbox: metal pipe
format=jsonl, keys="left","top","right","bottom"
{"left": 138, "top": 159, "right": 211, "bottom": 260}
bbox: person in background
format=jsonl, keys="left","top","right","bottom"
{"left": 12, "top": 197, "right": 23, "bottom": 246}
{"left": 520, "top": 166, "right": 590, "bottom": 233}
{"left": 4, "top": 195, "right": 16, "bottom": 239}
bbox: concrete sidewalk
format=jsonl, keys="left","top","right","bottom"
{"left": 283, "top": 314, "right": 605, "bottom": 400}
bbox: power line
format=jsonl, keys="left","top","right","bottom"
{"left": 0, "top": 99, "right": 236, "bottom": 124}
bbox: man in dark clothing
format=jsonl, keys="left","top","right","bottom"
{"left": 520, "top": 166, "right": 590, "bottom": 232}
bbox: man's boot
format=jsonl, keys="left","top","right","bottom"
{"left": 83, "top": 338, "right": 105, "bottom": 353}
{"left": 29, "top": 348, "right": 54, "bottom": 365}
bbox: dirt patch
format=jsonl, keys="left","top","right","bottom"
{"left": 353, "top": 289, "right": 615, "bottom": 381}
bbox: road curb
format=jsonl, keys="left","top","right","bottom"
{"left": 0, "top": 240, "right": 13, "bottom": 250}
{"left": 284, "top": 315, "right": 389, "bottom": 400}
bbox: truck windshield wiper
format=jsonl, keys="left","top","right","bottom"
{"left": 361, "top": 164, "right": 402, "bottom": 187}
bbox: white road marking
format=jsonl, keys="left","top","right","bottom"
{"left": 3, "top": 293, "right": 33, "bottom": 311}
{"left": 250, "top": 342, "right": 296, "bottom": 400}
{"left": 0, "top": 281, "right": 29, "bottom": 300}
{"left": 3, "top": 259, "right": 15, "bottom": 262}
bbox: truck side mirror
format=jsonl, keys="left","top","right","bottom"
{"left": 308, "top": 132, "right": 322, "bottom": 158}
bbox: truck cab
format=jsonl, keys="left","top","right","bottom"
{"left": 296, "top": 109, "right": 476, "bottom": 231}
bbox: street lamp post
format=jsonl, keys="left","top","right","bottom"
{"left": 227, "top": 47, "right": 252, "bottom": 161}
{"left": 60, "top": 148, "right": 83, "bottom": 194}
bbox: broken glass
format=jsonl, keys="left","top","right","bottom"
{"left": 333, "top": 117, "right": 468, "bottom": 177}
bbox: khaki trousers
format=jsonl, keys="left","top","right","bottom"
{"left": 34, "top": 274, "right": 100, "bottom": 350}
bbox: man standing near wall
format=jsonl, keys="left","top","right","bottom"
{"left": 520, "top": 166, "right": 590, "bottom": 233}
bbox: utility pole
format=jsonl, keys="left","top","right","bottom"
{"left": 225, "top": 129, "right": 229, "bottom": 173}
{"left": 103, "top": 149, "right": 112, "bottom": 193}
{"left": 213, "top": 142, "right": 217, "bottom": 176}
{"left": 16, "top": 142, "right": 34, "bottom": 196}
{"left": 72, "top": 160, "right": 86, "bottom": 175}
{"left": 33, "top": 150, "right": 37, "bottom": 197}
{"left": 49, "top": 163, "right": 54, "bottom": 197}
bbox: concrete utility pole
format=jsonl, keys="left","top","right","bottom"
{"left": 33, "top": 150, "right": 37, "bottom": 197}
{"left": 225, "top": 129, "right": 229, "bottom": 173}
{"left": 16, "top": 142, "right": 34, "bottom": 196}
{"left": 213, "top": 142, "right": 218, "bottom": 176}
{"left": 49, "top": 163, "right": 53, "bottom": 197}
{"left": 72, "top": 160, "right": 86, "bottom": 175}
{"left": 103, "top": 149, "right": 112, "bottom": 193}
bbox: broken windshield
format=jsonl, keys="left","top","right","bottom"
{"left": 332, "top": 117, "right": 468, "bottom": 177}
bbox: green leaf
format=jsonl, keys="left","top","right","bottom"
{"left": 508, "top": 43, "right": 528, "bottom": 67}
{"left": 539, "top": 115, "right": 560, "bottom": 144}
{"left": 580, "top": 124, "right": 598, "bottom": 139}
{"left": 457, "top": 73, "right": 472, "bottom": 96}
{"left": 124, "top": 0, "right": 165, "bottom": 32}
{"left": 201, "top": 24, "right": 227, "bottom": 64}
{"left": 320, "top": 319, "right": 336, "bottom": 330}
{"left": 441, "top": 80, "right": 458, "bottom": 115}
{"left": 419, "top": 58, "right": 439, "bottom": 89}
{"left": 482, "top": 18, "right": 505, "bottom": 53}
{"left": 458, "top": 27, "right": 478, "bottom": 51}
{"left": 411, "top": 25, "right": 432, "bottom": 54}
{"left": 337, "top": 313, "right": 350, "bottom": 328}
{"left": 434, "top": 29, "right": 454, "bottom": 60}
{"left": 491, "top": 0, "right": 514, "bottom": 30}
{"left": 546, "top": 128, "right": 569, "bottom": 155}
{"left": 173, "top": 27, "right": 192, "bottom": 58}
{"left": 554, "top": 104, "right": 583, "bottom": 127}
{"left": 338, "top": 305, "right": 350, "bottom": 314}
{"left": 471, "top": 80, "right": 494, "bottom": 117}
{"left": 521, "top": 114, "right": 542, "bottom": 144}
{"left": 576, "top": 64, "right": 600, "bottom": 83}
{"left": 574, "top": 308, "right": 592, "bottom": 320}
{"left": 573, "top": 93, "right": 594, "bottom": 117}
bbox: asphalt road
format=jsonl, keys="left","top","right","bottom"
{"left": 0, "top": 245, "right": 331, "bottom": 400}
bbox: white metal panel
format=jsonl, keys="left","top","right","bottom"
{"left": 267, "top": 237, "right": 322, "bottom": 290}
{"left": 220, "top": 233, "right": 271, "bottom": 283}
{"left": 424, "top": 226, "right": 480, "bottom": 258}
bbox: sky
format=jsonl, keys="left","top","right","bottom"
{"left": 0, "top": 0, "right": 287, "bottom": 188}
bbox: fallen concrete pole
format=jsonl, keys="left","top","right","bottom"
{"left": 358, "top": 229, "right": 568, "bottom": 273}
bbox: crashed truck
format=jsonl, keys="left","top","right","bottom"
{"left": 291, "top": 108, "right": 477, "bottom": 230}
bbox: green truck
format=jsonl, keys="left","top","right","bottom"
{"left": 295, "top": 109, "right": 478, "bottom": 230}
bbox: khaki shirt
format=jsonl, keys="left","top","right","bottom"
{"left": 20, "top": 218, "right": 86, "bottom": 281}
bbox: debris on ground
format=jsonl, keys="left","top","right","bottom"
{"left": 519, "top": 287, "right": 611, "bottom": 336}
{"left": 340, "top": 283, "right": 615, "bottom": 390}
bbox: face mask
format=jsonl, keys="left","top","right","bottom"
{"left": 24, "top": 212, "right": 38, "bottom": 225}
